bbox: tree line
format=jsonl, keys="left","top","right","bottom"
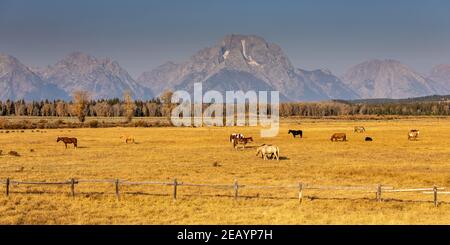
{"left": 1, "top": 91, "right": 450, "bottom": 121}
{"left": 0, "top": 90, "right": 174, "bottom": 122}
{"left": 279, "top": 100, "right": 450, "bottom": 117}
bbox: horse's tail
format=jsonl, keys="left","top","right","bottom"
{"left": 276, "top": 147, "right": 280, "bottom": 160}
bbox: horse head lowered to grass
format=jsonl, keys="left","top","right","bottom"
{"left": 57, "top": 137, "right": 78, "bottom": 149}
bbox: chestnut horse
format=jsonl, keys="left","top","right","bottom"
{"left": 233, "top": 137, "right": 253, "bottom": 149}
{"left": 408, "top": 129, "right": 420, "bottom": 140}
{"left": 330, "top": 133, "right": 347, "bottom": 142}
{"left": 121, "top": 135, "right": 135, "bottom": 144}
{"left": 57, "top": 137, "right": 78, "bottom": 148}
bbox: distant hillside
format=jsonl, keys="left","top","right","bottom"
{"left": 345, "top": 94, "right": 450, "bottom": 104}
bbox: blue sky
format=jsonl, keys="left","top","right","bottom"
{"left": 1, "top": 0, "right": 449, "bottom": 77}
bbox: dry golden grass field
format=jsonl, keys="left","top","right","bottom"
{"left": 1, "top": 117, "right": 450, "bottom": 224}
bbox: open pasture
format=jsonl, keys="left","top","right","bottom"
{"left": 0, "top": 117, "right": 450, "bottom": 224}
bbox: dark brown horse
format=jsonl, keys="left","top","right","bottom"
{"left": 288, "top": 130, "right": 303, "bottom": 138}
{"left": 57, "top": 137, "right": 78, "bottom": 148}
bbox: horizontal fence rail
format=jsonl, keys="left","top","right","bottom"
{"left": 383, "top": 187, "right": 445, "bottom": 193}
{"left": 10, "top": 180, "right": 72, "bottom": 185}
{"left": 0, "top": 178, "right": 446, "bottom": 207}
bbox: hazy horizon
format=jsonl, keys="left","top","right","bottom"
{"left": 1, "top": 0, "right": 450, "bottom": 77}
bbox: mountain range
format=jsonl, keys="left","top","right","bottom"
{"left": 36, "top": 52, "right": 153, "bottom": 100}
{"left": 1, "top": 34, "right": 449, "bottom": 101}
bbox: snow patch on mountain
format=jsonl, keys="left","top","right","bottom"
{"left": 241, "top": 39, "right": 260, "bottom": 66}
{"left": 222, "top": 50, "right": 230, "bottom": 60}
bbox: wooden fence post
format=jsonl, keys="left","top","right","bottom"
{"left": 173, "top": 178, "right": 178, "bottom": 200}
{"left": 376, "top": 184, "right": 382, "bottom": 202}
{"left": 298, "top": 182, "right": 303, "bottom": 203}
{"left": 115, "top": 179, "right": 120, "bottom": 200}
{"left": 6, "top": 178, "right": 10, "bottom": 196}
{"left": 234, "top": 179, "right": 238, "bottom": 199}
{"left": 433, "top": 186, "right": 438, "bottom": 207}
{"left": 70, "top": 178, "right": 76, "bottom": 198}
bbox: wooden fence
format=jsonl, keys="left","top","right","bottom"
{"left": 0, "top": 177, "right": 447, "bottom": 207}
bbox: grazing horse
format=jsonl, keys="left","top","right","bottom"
{"left": 57, "top": 137, "right": 78, "bottom": 148}
{"left": 330, "top": 133, "right": 347, "bottom": 142}
{"left": 408, "top": 129, "right": 420, "bottom": 141}
{"left": 229, "top": 133, "right": 244, "bottom": 144}
{"left": 365, "top": 137, "right": 373, "bottom": 141}
{"left": 354, "top": 126, "right": 366, "bottom": 133}
{"left": 288, "top": 130, "right": 303, "bottom": 138}
{"left": 121, "top": 135, "right": 135, "bottom": 144}
{"left": 233, "top": 137, "right": 253, "bottom": 149}
{"left": 256, "top": 144, "right": 280, "bottom": 160}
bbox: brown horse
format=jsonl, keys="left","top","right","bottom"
{"left": 57, "top": 137, "right": 78, "bottom": 148}
{"left": 330, "top": 133, "right": 347, "bottom": 142}
{"left": 233, "top": 137, "right": 253, "bottom": 149}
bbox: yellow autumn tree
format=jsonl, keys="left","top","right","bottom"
{"left": 72, "top": 90, "right": 90, "bottom": 123}
{"left": 123, "top": 90, "right": 135, "bottom": 123}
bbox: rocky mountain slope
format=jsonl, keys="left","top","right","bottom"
{"left": 429, "top": 64, "right": 450, "bottom": 94}
{"left": 38, "top": 52, "right": 153, "bottom": 100}
{"left": 342, "top": 59, "right": 444, "bottom": 99}
{"left": 0, "top": 53, "right": 69, "bottom": 101}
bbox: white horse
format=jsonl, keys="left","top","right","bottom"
{"left": 256, "top": 144, "right": 280, "bottom": 161}
{"left": 354, "top": 126, "right": 366, "bottom": 133}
